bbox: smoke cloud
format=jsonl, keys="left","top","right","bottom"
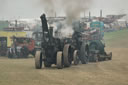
{"left": 62, "top": 0, "right": 91, "bottom": 25}
{"left": 39, "top": 0, "right": 92, "bottom": 37}
{"left": 39, "top": 0, "right": 91, "bottom": 21}
{"left": 39, "top": 0, "right": 56, "bottom": 17}
{"left": 54, "top": 21, "right": 74, "bottom": 38}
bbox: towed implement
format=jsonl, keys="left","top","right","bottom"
{"left": 89, "top": 40, "right": 112, "bottom": 62}
{"left": 35, "top": 14, "right": 79, "bottom": 69}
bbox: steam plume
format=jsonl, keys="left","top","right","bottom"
{"left": 39, "top": 0, "right": 92, "bottom": 37}
{"left": 39, "top": 0, "right": 56, "bottom": 17}
{"left": 39, "top": 0, "right": 91, "bottom": 20}
{"left": 62, "top": 0, "right": 91, "bottom": 25}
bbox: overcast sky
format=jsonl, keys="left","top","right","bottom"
{"left": 0, "top": 0, "right": 128, "bottom": 19}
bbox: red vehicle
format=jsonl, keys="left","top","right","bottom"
{"left": 8, "top": 37, "right": 35, "bottom": 58}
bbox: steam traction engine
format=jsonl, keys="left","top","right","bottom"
{"left": 88, "top": 21, "right": 112, "bottom": 62}
{"left": 71, "top": 21, "right": 112, "bottom": 62}
{"left": 35, "top": 14, "right": 78, "bottom": 69}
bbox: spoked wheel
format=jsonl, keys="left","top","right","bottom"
{"left": 73, "top": 50, "right": 79, "bottom": 65}
{"left": 56, "top": 51, "right": 63, "bottom": 69}
{"left": 63, "top": 44, "right": 72, "bottom": 67}
{"left": 35, "top": 51, "right": 42, "bottom": 69}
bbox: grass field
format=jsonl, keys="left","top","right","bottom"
{"left": 0, "top": 29, "right": 128, "bottom": 85}
{"left": 104, "top": 29, "right": 128, "bottom": 48}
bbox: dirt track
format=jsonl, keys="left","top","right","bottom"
{"left": 0, "top": 30, "right": 128, "bottom": 85}
{"left": 0, "top": 47, "right": 128, "bottom": 85}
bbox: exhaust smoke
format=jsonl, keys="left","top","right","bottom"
{"left": 62, "top": 0, "right": 91, "bottom": 25}
{"left": 39, "top": 0, "right": 92, "bottom": 37}
{"left": 39, "top": 0, "right": 56, "bottom": 17}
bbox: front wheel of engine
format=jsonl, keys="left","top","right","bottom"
{"left": 63, "top": 44, "right": 72, "bottom": 67}
{"left": 56, "top": 51, "right": 63, "bottom": 69}
{"left": 35, "top": 51, "right": 42, "bottom": 69}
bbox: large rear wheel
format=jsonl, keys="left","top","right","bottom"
{"left": 63, "top": 44, "right": 72, "bottom": 67}
{"left": 35, "top": 51, "right": 42, "bottom": 69}
{"left": 56, "top": 51, "right": 63, "bottom": 69}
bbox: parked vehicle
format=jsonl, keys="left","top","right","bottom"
{"left": 8, "top": 37, "right": 35, "bottom": 58}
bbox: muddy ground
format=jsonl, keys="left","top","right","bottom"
{"left": 0, "top": 29, "right": 128, "bottom": 85}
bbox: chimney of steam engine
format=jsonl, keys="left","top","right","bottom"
{"left": 100, "top": 10, "right": 103, "bottom": 21}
